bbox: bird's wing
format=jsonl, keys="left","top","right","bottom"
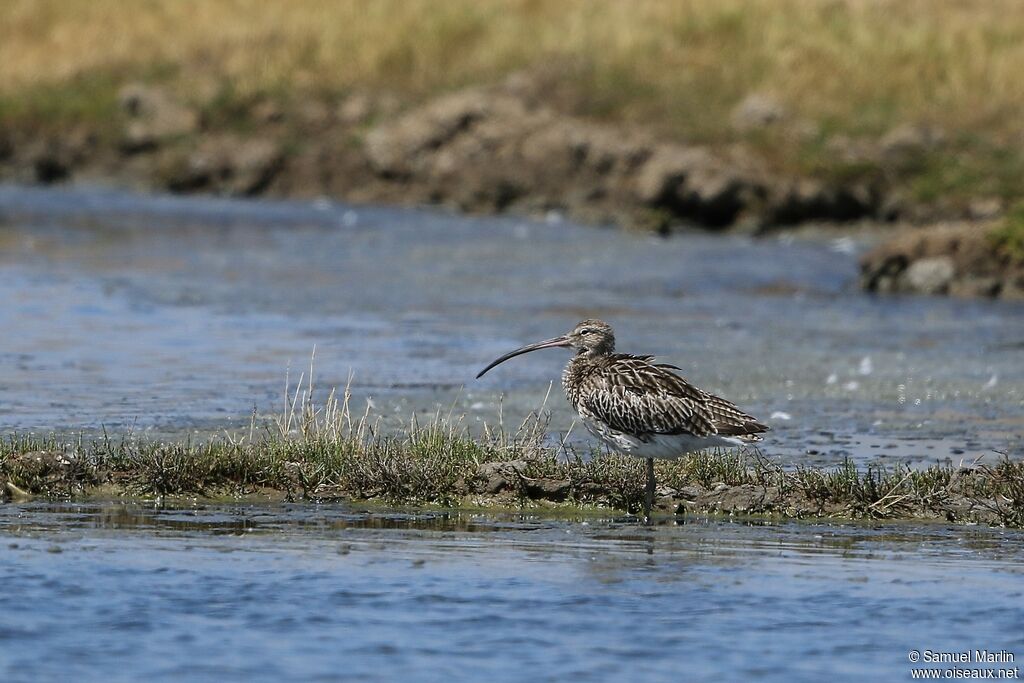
{"left": 579, "top": 355, "right": 718, "bottom": 437}
{"left": 579, "top": 355, "right": 768, "bottom": 439}
{"left": 702, "top": 393, "right": 769, "bottom": 439}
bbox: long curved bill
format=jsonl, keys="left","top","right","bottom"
{"left": 475, "top": 336, "right": 572, "bottom": 379}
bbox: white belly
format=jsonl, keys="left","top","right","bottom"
{"left": 581, "top": 417, "right": 746, "bottom": 460}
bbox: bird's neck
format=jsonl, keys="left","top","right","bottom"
{"left": 575, "top": 345, "right": 613, "bottom": 359}
{"left": 562, "top": 352, "right": 608, "bottom": 407}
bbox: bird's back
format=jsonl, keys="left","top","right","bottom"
{"left": 563, "top": 353, "right": 768, "bottom": 440}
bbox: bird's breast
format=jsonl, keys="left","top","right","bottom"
{"left": 561, "top": 357, "right": 590, "bottom": 411}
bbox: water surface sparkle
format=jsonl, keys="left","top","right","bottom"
{"left": 2, "top": 502, "right": 1022, "bottom": 682}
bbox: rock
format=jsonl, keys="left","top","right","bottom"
{"left": 297, "top": 100, "right": 332, "bottom": 129}
{"left": 949, "top": 275, "right": 1002, "bottom": 298}
{"left": 677, "top": 485, "right": 706, "bottom": 501}
{"left": 355, "top": 85, "right": 930, "bottom": 230}
{"left": 118, "top": 83, "right": 199, "bottom": 152}
{"left": 364, "top": 87, "right": 661, "bottom": 219}
{"left": 731, "top": 94, "right": 787, "bottom": 131}
{"left": 164, "top": 136, "right": 282, "bottom": 196}
{"left": 1000, "top": 273, "right": 1024, "bottom": 300}
{"left": 967, "top": 197, "right": 1003, "bottom": 220}
{"left": 364, "top": 91, "right": 498, "bottom": 178}
{"left": 0, "top": 132, "right": 12, "bottom": 161}
{"left": 634, "top": 146, "right": 717, "bottom": 205}
{"left": 471, "top": 461, "right": 571, "bottom": 501}
{"left": 701, "top": 484, "right": 768, "bottom": 512}
{"left": 338, "top": 94, "right": 373, "bottom": 125}
{"left": 31, "top": 142, "right": 72, "bottom": 183}
{"left": 373, "top": 93, "right": 401, "bottom": 120}
{"left": 785, "top": 119, "right": 822, "bottom": 143}
{"left": 251, "top": 100, "right": 285, "bottom": 124}
{"left": 877, "top": 191, "right": 909, "bottom": 222}
{"left": 678, "top": 170, "right": 750, "bottom": 227}
{"left": 524, "top": 477, "right": 571, "bottom": 501}
{"left": 472, "top": 460, "right": 528, "bottom": 494}
{"left": 227, "top": 138, "right": 283, "bottom": 195}
{"left": 23, "top": 132, "right": 94, "bottom": 184}
{"left": 634, "top": 145, "right": 764, "bottom": 227}
{"left": 824, "top": 134, "right": 880, "bottom": 165}
{"left": 880, "top": 124, "right": 945, "bottom": 159}
{"left": 860, "top": 221, "right": 1023, "bottom": 299}
{"left": 766, "top": 179, "right": 879, "bottom": 226}
{"left": 904, "top": 256, "right": 955, "bottom": 294}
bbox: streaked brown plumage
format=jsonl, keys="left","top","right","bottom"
{"left": 564, "top": 351, "right": 767, "bottom": 441}
{"left": 476, "top": 318, "right": 769, "bottom": 521}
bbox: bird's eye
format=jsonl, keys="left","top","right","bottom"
{"left": 579, "top": 328, "right": 593, "bottom": 335}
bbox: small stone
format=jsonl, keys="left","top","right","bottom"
{"left": 731, "top": 94, "right": 787, "bottom": 131}
{"left": 824, "top": 134, "right": 879, "bottom": 164}
{"left": 525, "top": 477, "right": 571, "bottom": 501}
{"left": 251, "top": 100, "right": 284, "bottom": 124}
{"left": 363, "top": 91, "right": 495, "bottom": 177}
{"left": 338, "top": 94, "right": 373, "bottom": 125}
{"left": 633, "top": 146, "right": 715, "bottom": 204}
{"left": 297, "top": 101, "right": 331, "bottom": 128}
{"left": 967, "top": 197, "right": 1003, "bottom": 220}
{"left": 904, "top": 256, "right": 955, "bottom": 295}
{"left": 949, "top": 275, "right": 1001, "bottom": 298}
{"left": 166, "top": 136, "right": 282, "bottom": 196}
{"left": 677, "top": 485, "right": 706, "bottom": 500}
{"left": 472, "top": 460, "right": 528, "bottom": 494}
{"left": 118, "top": 83, "right": 199, "bottom": 152}
{"left": 880, "top": 124, "right": 945, "bottom": 159}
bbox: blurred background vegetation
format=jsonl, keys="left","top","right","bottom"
{"left": 2, "top": 0, "right": 1023, "bottom": 211}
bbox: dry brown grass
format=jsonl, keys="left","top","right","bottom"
{"left": 3, "top": 0, "right": 1024, "bottom": 141}
{"left": 4, "top": 1, "right": 1024, "bottom": 206}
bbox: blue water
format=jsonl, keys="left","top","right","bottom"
{"left": 1, "top": 184, "right": 1021, "bottom": 466}
{"left": 2, "top": 185, "right": 1024, "bottom": 682}
{"left": 1, "top": 503, "right": 1022, "bottom": 682}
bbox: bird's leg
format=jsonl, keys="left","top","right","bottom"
{"left": 643, "top": 457, "right": 655, "bottom": 524}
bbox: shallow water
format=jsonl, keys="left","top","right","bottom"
{"left": 2, "top": 502, "right": 1022, "bottom": 682}
{"left": 3, "top": 188, "right": 1023, "bottom": 681}
{"left": 0, "top": 184, "right": 1022, "bottom": 466}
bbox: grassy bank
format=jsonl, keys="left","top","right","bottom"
{"left": 4, "top": 0, "right": 1023, "bottom": 139}
{"left": 4, "top": 424, "right": 1022, "bottom": 527}
{"left": 2, "top": 382, "right": 1021, "bottom": 527}
{"left": 2, "top": 0, "right": 1024, "bottom": 208}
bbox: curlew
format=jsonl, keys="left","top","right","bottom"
{"left": 476, "top": 319, "right": 769, "bottom": 522}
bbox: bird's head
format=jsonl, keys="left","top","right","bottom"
{"left": 475, "top": 319, "right": 615, "bottom": 379}
{"left": 565, "top": 319, "right": 615, "bottom": 356}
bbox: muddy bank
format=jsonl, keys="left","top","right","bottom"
{"left": 5, "top": 79, "right": 1021, "bottom": 298}
{"left": 459, "top": 458, "right": 1021, "bottom": 527}
{"left": 4, "top": 438, "right": 1022, "bottom": 529}
{"left": 860, "top": 221, "right": 1024, "bottom": 299}
{"left": 0, "top": 79, "right": 957, "bottom": 233}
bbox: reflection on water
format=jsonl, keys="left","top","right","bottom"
{"left": 0, "top": 184, "right": 1022, "bottom": 468}
{"left": 1, "top": 502, "right": 1022, "bottom": 682}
